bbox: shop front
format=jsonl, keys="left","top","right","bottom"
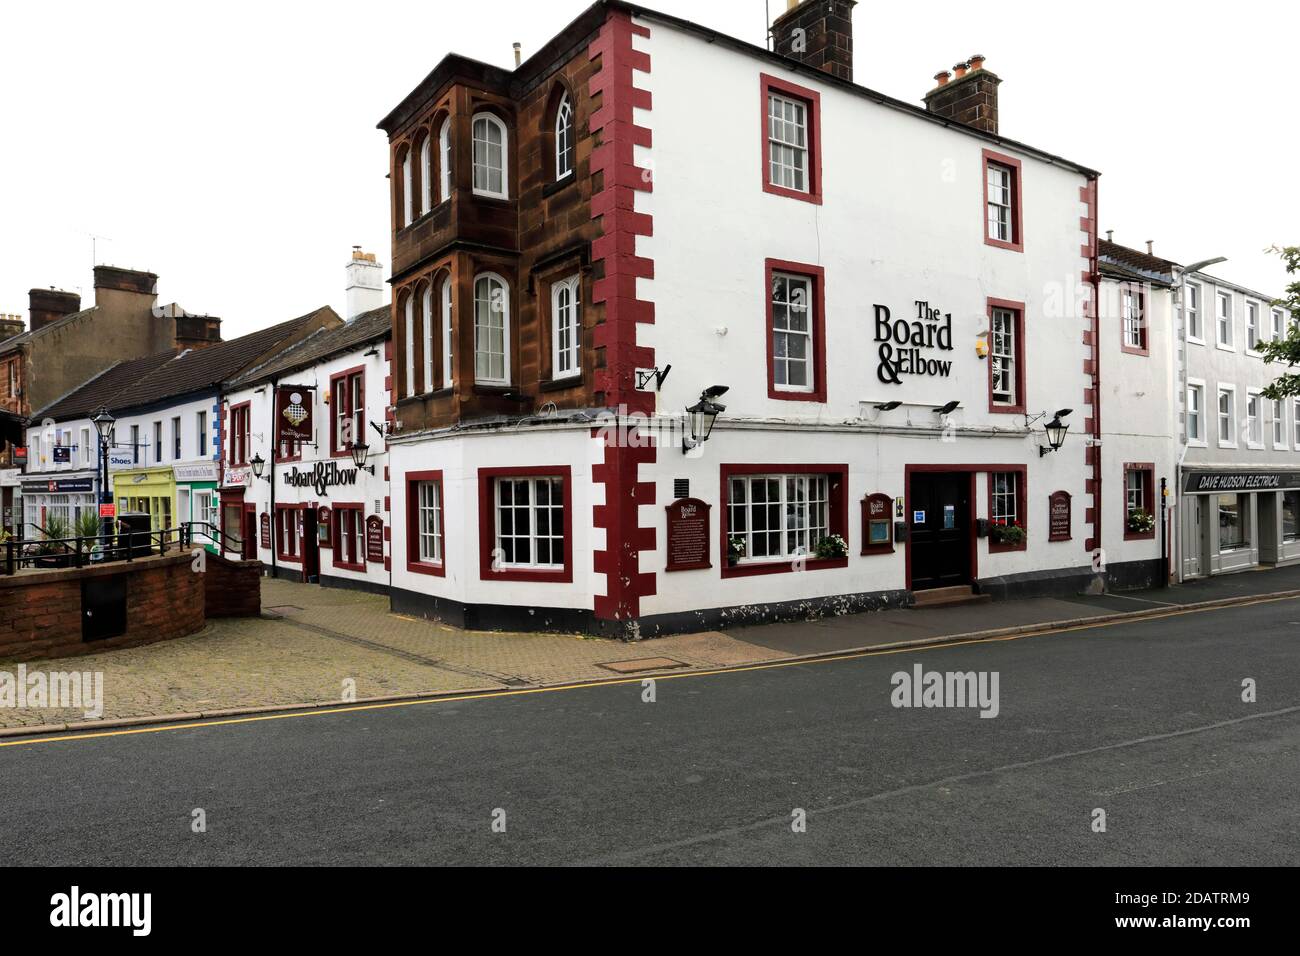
{"left": 173, "top": 461, "right": 221, "bottom": 550}
{"left": 112, "top": 466, "right": 178, "bottom": 536}
{"left": 1179, "top": 469, "right": 1300, "bottom": 578}
{"left": 20, "top": 473, "right": 97, "bottom": 537}
{"left": 219, "top": 465, "right": 256, "bottom": 559}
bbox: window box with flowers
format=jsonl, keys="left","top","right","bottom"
{"left": 814, "top": 534, "right": 849, "bottom": 560}
{"left": 727, "top": 536, "right": 747, "bottom": 567}
{"left": 1127, "top": 508, "right": 1156, "bottom": 537}
{"left": 989, "top": 520, "right": 1026, "bottom": 549}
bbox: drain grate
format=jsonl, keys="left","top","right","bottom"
{"left": 597, "top": 657, "right": 689, "bottom": 674}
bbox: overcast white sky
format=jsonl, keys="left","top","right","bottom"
{"left": 1, "top": 1, "right": 1295, "bottom": 337}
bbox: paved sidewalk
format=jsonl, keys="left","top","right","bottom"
{"left": 4, "top": 565, "right": 1300, "bottom": 732}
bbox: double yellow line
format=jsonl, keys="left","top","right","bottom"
{"left": 2, "top": 593, "right": 1296, "bottom": 750}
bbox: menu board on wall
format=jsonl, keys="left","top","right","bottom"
{"left": 260, "top": 512, "right": 271, "bottom": 549}
{"left": 665, "top": 498, "right": 711, "bottom": 572}
{"left": 1048, "top": 491, "right": 1072, "bottom": 542}
{"left": 366, "top": 515, "right": 385, "bottom": 563}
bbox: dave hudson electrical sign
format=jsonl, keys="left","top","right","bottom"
{"left": 874, "top": 300, "right": 955, "bottom": 385}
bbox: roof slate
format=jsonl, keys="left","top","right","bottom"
{"left": 227, "top": 305, "right": 390, "bottom": 388}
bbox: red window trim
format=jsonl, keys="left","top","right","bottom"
{"left": 760, "top": 73, "right": 823, "bottom": 205}
{"left": 275, "top": 503, "right": 308, "bottom": 563}
{"left": 1123, "top": 462, "right": 1156, "bottom": 541}
{"left": 329, "top": 365, "right": 365, "bottom": 459}
{"left": 720, "top": 463, "right": 849, "bottom": 578}
{"left": 765, "top": 258, "right": 827, "bottom": 403}
{"left": 982, "top": 149, "right": 1024, "bottom": 253}
{"left": 331, "top": 502, "right": 366, "bottom": 570}
{"left": 477, "top": 466, "right": 573, "bottom": 584}
{"left": 406, "top": 469, "right": 447, "bottom": 577}
{"left": 987, "top": 465, "right": 1028, "bottom": 554}
{"left": 227, "top": 401, "right": 251, "bottom": 466}
{"left": 1119, "top": 284, "right": 1150, "bottom": 357}
{"left": 986, "top": 297, "right": 1027, "bottom": 415}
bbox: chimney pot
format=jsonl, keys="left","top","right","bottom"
{"left": 512, "top": 42, "right": 521, "bottom": 68}
{"left": 953, "top": 61, "right": 969, "bottom": 78}
{"left": 1106, "top": 230, "right": 1114, "bottom": 242}
{"left": 969, "top": 54, "right": 986, "bottom": 71}
{"left": 934, "top": 70, "right": 951, "bottom": 87}
{"left": 924, "top": 56, "right": 1002, "bottom": 133}
{"left": 1146, "top": 240, "right": 1154, "bottom": 255}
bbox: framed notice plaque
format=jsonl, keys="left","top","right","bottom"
{"left": 665, "top": 498, "right": 712, "bottom": 572}
{"left": 861, "top": 493, "right": 895, "bottom": 555}
{"left": 1048, "top": 491, "right": 1072, "bottom": 542}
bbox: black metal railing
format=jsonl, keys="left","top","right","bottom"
{"left": 2, "top": 520, "right": 243, "bottom": 575}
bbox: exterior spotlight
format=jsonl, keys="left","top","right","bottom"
{"left": 684, "top": 388, "right": 728, "bottom": 453}
{"left": 349, "top": 440, "right": 375, "bottom": 475}
{"left": 250, "top": 453, "right": 266, "bottom": 479}
{"left": 933, "top": 401, "right": 961, "bottom": 416}
{"left": 875, "top": 401, "right": 902, "bottom": 412}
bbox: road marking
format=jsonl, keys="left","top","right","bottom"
{"left": 1098, "top": 593, "right": 1178, "bottom": 608}
{"left": 3, "top": 592, "right": 1299, "bottom": 750}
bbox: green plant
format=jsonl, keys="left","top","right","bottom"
{"left": 991, "top": 520, "right": 1026, "bottom": 546}
{"left": 33, "top": 514, "right": 71, "bottom": 556}
{"left": 1127, "top": 508, "right": 1155, "bottom": 534}
{"left": 814, "top": 534, "right": 849, "bottom": 559}
{"left": 75, "top": 511, "right": 101, "bottom": 541}
{"left": 727, "top": 536, "right": 747, "bottom": 560}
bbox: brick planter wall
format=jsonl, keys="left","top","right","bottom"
{"left": 0, "top": 554, "right": 204, "bottom": 662}
{"left": 204, "top": 553, "right": 263, "bottom": 618}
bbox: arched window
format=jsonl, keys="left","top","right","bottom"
{"left": 439, "top": 118, "right": 452, "bottom": 201}
{"left": 400, "top": 146, "right": 413, "bottom": 227}
{"left": 403, "top": 293, "right": 416, "bottom": 397}
{"left": 472, "top": 113, "right": 508, "bottom": 199}
{"left": 555, "top": 92, "right": 575, "bottom": 180}
{"left": 441, "top": 276, "right": 453, "bottom": 387}
{"left": 473, "top": 273, "right": 509, "bottom": 384}
{"left": 551, "top": 275, "right": 581, "bottom": 379}
{"left": 419, "top": 134, "right": 433, "bottom": 213}
{"left": 422, "top": 282, "right": 435, "bottom": 393}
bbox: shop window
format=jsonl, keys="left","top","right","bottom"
{"left": 406, "top": 471, "right": 446, "bottom": 577}
{"left": 1123, "top": 464, "right": 1155, "bottom": 540}
{"left": 721, "top": 464, "right": 848, "bottom": 577}
{"left": 477, "top": 466, "right": 572, "bottom": 584}
{"left": 1218, "top": 494, "right": 1249, "bottom": 551}
{"left": 1284, "top": 491, "right": 1300, "bottom": 543}
{"left": 332, "top": 504, "right": 364, "bottom": 570}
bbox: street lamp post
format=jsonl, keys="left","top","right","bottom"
{"left": 91, "top": 406, "right": 116, "bottom": 547}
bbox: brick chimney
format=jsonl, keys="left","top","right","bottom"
{"left": 0, "top": 314, "right": 25, "bottom": 341}
{"left": 93, "top": 265, "right": 158, "bottom": 297}
{"left": 923, "top": 54, "right": 1001, "bottom": 133}
{"left": 28, "top": 288, "right": 82, "bottom": 331}
{"left": 771, "top": 0, "right": 857, "bottom": 83}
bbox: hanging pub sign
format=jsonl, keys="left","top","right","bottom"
{"left": 260, "top": 512, "right": 272, "bottom": 549}
{"left": 12, "top": 446, "right": 26, "bottom": 464}
{"left": 365, "top": 515, "right": 385, "bottom": 563}
{"left": 1048, "top": 491, "right": 1072, "bottom": 542}
{"left": 275, "top": 386, "right": 314, "bottom": 444}
{"left": 53, "top": 446, "right": 71, "bottom": 463}
{"left": 874, "top": 300, "right": 955, "bottom": 385}
{"left": 665, "top": 498, "right": 711, "bottom": 572}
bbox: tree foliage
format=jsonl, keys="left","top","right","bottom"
{"left": 1257, "top": 245, "right": 1300, "bottom": 400}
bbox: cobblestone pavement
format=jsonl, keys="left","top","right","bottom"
{"left": 0, "top": 579, "right": 790, "bottom": 729}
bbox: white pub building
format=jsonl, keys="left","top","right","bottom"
{"left": 375, "top": 0, "right": 1159, "bottom": 636}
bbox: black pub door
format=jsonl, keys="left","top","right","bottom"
{"left": 910, "top": 472, "right": 973, "bottom": 591}
{"left": 302, "top": 509, "right": 320, "bottom": 584}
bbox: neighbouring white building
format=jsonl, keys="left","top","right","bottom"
{"left": 219, "top": 252, "right": 392, "bottom": 591}
{"left": 372, "top": 0, "right": 1174, "bottom": 639}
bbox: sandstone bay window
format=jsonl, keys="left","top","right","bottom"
{"left": 1218, "top": 494, "right": 1249, "bottom": 551}
{"left": 399, "top": 145, "right": 413, "bottom": 227}
{"left": 474, "top": 274, "right": 510, "bottom": 385}
{"left": 551, "top": 275, "right": 581, "bottom": 380}
{"left": 403, "top": 293, "right": 416, "bottom": 397}
{"left": 332, "top": 505, "right": 364, "bottom": 570}
{"left": 477, "top": 466, "right": 572, "bottom": 583}
{"left": 330, "top": 368, "right": 364, "bottom": 454}
{"left": 439, "top": 118, "right": 452, "bottom": 201}
{"left": 441, "top": 276, "right": 453, "bottom": 386}
{"left": 988, "top": 469, "right": 1026, "bottom": 553}
{"left": 471, "top": 113, "right": 508, "bottom": 199}
{"left": 406, "top": 471, "right": 445, "bottom": 575}
{"left": 555, "top": 92, "right": 575, "bottom": 181}
{"left": 765, "top": 259, "right": 826, "bottom": 402}
{"left": 1121, "top": 286, "right": 1147, "bottom": 353}
{"left": 1218, "top": 386, "right": 1235, "bottom": 446}
{"left": 721, "top": 465, "right": 848, "bottom": 576}
{"left": 760, "top": 74, "right": 821, "bottom": 204}
{"left": 419, "top": 133, "right": 433, "bottom": 214}
{"left": 983, "top": 149, "right": 1023, "bottom": 252}
{"left": 420, "top": 281, "right": 435, "bottom": 393}
{"left": 1123, "top": 464, "right": 1155, "bottom": 540}
{"left": 987, "top": 299, "right": 1025, "bottom": 413}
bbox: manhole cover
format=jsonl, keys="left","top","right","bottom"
{"left": 598, "top": 657, "right": 689, "bottom": 674}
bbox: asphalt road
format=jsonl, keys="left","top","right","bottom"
{"left": 3, "top": 596, "right": 1299, "bottom": 866}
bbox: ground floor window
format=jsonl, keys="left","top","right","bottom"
{"left": 1285, "top": 492, "right": 1300, "bottom": 543}
{"left": 728, "top": 474, "right": 829, "bottom": 561}
{"left": 1123, "top": 464, "right": 1156, "bottom": 538}
{"left": 277, "top": 507, "right": 302, "bottom": 561}
{"left": 496, "top": 477, "right": 565, "bottom": 570}
{"left": 1218, "top": 493, "right": 1249, "bottom": 551}
{"left": 333, "top": 505, "right": 364, "bottom": 569}
{"left": 990, "top": 472, "right": 1018, "bottom": 526}
{"left": 194, "top": 491, "right": 218, "bottom": 544}
{"left": 406, "top": 472, "right": 445, "bottom": 575}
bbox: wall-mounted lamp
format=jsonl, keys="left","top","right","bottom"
{"left": 874, "top": 401, "right": 903, "bottom": 412}
{"left": 933, "top": 401, "right": 961, "bottom": 417}
{"left": 1038, "top": 409, "right": 1073, "bottom": 457}
{"left": 683, "top": 385, "right": 729, "bottom": 454}
{"left": 349, "top": 441, "right": 376, "bottom": 476}
{"left": 250, "top": 453, "right": 271, "bottom": 482}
